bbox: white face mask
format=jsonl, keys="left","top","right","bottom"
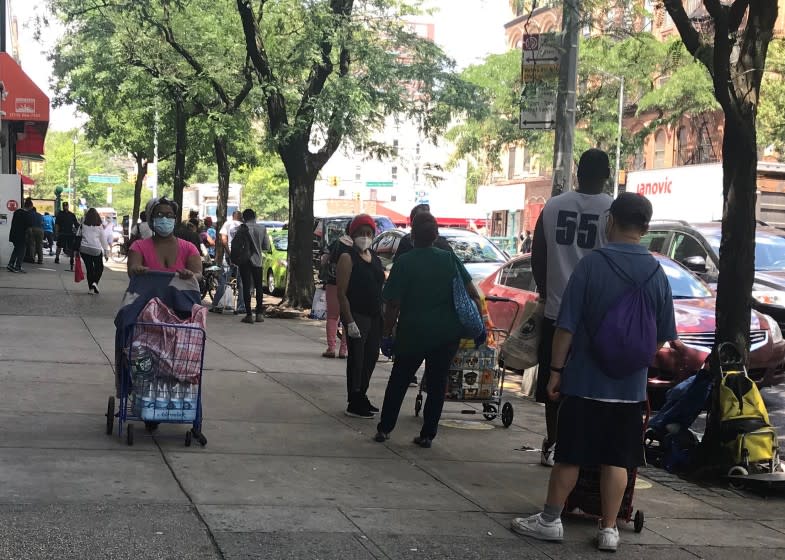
{"left": 354, "top": 236, "right": 371, "bottom": 251}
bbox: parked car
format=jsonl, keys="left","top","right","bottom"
{"left": 263, "top": 231, "right": 288, "bottom": 296}
{"left": 478, "top": 253, "right": 785, "bottom": 395}
{"left": 640, "top": 221, "right": 785, "bottom": 329}
{"left": 313, "top": 215, "right": 396, "bottom": 269}
{"left": 371, "top": 227, "right": 509, "bottom": 283}
{"left": 258, "top": 220, "right": 285, "bottom": 230}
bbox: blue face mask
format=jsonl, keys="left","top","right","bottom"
{"left": 152, "top": 217, "right": 176, "bottom": 237}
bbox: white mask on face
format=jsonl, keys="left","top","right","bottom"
{"left": 354, "top": 236, "right": 371, "bottom": 251}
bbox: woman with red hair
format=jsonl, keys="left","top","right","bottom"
{"left": 336, "top": 214, "right": 385, "bottom": 418}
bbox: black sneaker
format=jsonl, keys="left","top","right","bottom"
{"left": 345, "top": 403, "right": 374, "bottom": 419}
{"left": 409, "top": 376, "right": 418, "bottom": 388}
{"left": 362, "top": 395, "right": 379, "bottom": 414}
{"left": 54, "top": 257, "right": 60, "bottom": 264}
{"left": 374, "top": 431, "right": 390, "bottom": 442}
{"left": 413, "top": 436, "right": 432, "bottom": 448}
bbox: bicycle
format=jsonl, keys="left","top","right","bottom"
{"left": 111, "top": 236, "right": 129, "bottom": 263}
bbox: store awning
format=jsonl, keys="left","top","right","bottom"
{"left": 0, "top": 52, "right": 49, "bottom": 157}
{"left": 375, "top": 204, "right": 409, "bottom": 226}
{"left": 20, "top": 174, "right": 35, "bottom": 185}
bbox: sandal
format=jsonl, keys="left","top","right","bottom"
{"left": 322, "top": 351, "right": 336, "bottom": 358}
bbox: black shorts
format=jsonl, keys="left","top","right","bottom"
{"left": 554, "top": 397, "right": 645, "bottom": 469}
{"left": 536, "top": 318, "right": 556, "bottom": 403}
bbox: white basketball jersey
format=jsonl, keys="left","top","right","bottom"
{"left": 541, "top": 191, "right": 613, "bottom": 319}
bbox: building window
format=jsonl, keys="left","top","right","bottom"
{"left": 354, "top": 165, "right": 361, "bottom": 181}
{"left": 338, "top": 189, "right": 345, "bottom": 197}
{"left": 507, "top": 146, "right": 517, "bottom": 180}
{"left": 697, "top": 126, "right": 716, "bottom": 163}
{"left": 391, "top": 195, "right": 397, "bottom": 202}
{"left": 392, "top": 139, "right": 399, "bottom": 157}
{"left": 654, "top": 131, "right": 667, "bottom": 169}
{"left": 391, "top": 166, "right": 398, "bottom": 180}
{"left": 415, "top": 142, "right": 420, "bottom": 156}
{"left": 677, "top": 126, "right": 690, "bottom": 165}
{"left": 414, "top": 166, "right": 419, "bottom": 184}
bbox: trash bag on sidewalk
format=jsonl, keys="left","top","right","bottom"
{"left": 309, "top": 287, "right": 327, "bottom": 320}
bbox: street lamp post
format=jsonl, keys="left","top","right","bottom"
{"left": 614, "top": 76, "right": 624, "bottom": 198}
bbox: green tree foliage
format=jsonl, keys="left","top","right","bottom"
{"left": 240, "top": 159, "right": 289, "bottom": 222}
{"left": 236, "top": 0, "right": 473, "bottom": 307}
{"left": 758, "top": 38, "right": 785, "bottom": 157}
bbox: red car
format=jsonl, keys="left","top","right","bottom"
{"left": 478, "top": 254, "right": 785, "bottom": 394}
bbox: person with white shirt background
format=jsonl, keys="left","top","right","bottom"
{"left": 78, "top": 208, "right": 111, "bottom": 294}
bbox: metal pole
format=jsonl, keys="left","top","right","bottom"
{"left": 69, "top": 134, "right": 77, "bottom": 208}
{"left": 613, "top": 76, "right": 624, "bottom": 198}
{"left": 152, "top": 109, "right": 159, "bottom": 199}
{"left": 1, "top": 0, "right": 6, "bottom": 53}
{"left": 551, "top": 0, "right": 580, "bottom": 196}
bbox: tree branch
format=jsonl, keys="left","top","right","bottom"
{"left": 663, "top": 0, "right": 714, "bottom": 73}
{"left": 729, "top": 0, "right": 750, "bottom": 33}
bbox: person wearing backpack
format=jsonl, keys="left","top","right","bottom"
{"left": 511, "top": 193, "right": 677, "bottom": 552}
{"left": 232, "top": 208, "right": 269, "bottom": 324}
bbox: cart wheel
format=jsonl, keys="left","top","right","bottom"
{"left": 193, "top": 430, "right": 208, "bottom": 447}
{"left": 634, "top": 510, "right": 644, "bottom": 533}
{"left": 126, "top": 424, "right": 135, "bottom": 446}
{"left": 482, "top": 403, "right": 497, "bottom": 421}
{"left": 185, "top": 430, "right": 192, "bottom": 447}
{"left": 415, "top": 394, "right": 423, "bottom": 417}
{"left": 106, "top": 396, "right": 115, "bottom": 435}
{"left": 144, "top": 422, "right": 159, "bottom": 433}
{"left": 501, "top": 402, "right": 514, "bottom": 428}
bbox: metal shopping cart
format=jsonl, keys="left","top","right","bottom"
{"left": 414, "top": 296, "right": 520, "bottom": 427}
{"left": 106, "top": 321, "right": 207, "bottom": 447}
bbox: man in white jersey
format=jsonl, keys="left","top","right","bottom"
{"left": 531, "top": 148, "right": 613, "bottom": 467}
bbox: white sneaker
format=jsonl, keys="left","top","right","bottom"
{"left": 597, "top": 524, "right": 620, "bottom": 552}
{"left": 510, "top": 513, "right": 563, "bottom": 542}
{"left": 541, "top": 439, "right": 556, "bottom": 467}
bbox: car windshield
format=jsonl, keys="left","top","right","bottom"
{"left": 707, "top": 232, "right": 785, "bottom": 271}
{"left": 444, "top": 233, "right": 507, "bottom": 264}
{"left": 272, "top": 236, "right": 288, "bottom": 251}
{"left": 659, "top": 258, "right": 713, "bottom": 299}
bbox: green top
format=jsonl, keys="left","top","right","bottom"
{"left": 383, "top": 247, "right": 472, "bottom": 356}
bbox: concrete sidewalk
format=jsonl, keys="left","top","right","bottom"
{"left": 0, "top": 256, "right": 783, "bottom": 559}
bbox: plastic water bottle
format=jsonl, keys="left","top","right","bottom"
{"left": 183, "top": 383, "right": 197, "bottom": 422}
{"left": 169, "top": 382, "right": 184, "bottom": 421}
{"left": 141, "top": 385, "right": 156, "bottom": 421}
{"left": 131, "top": 342, "right": 153, "bottom": 389}
{"left": 155, "top": 382, "right": 170, "bottom": 421}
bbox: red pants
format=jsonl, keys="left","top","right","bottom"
{"left": 325, "top": 284, "right": 348, "bottom": 355}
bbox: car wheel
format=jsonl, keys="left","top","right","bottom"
{"left": 267, "top": 269, "right": 275, "bottom": 295}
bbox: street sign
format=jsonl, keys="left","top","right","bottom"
{"left": 88, "top": 174, "right": 121, "bottom": 184}
{"left": 520, "top": 32, "right": 560, "bottom": 130}
{"left": 62, "top": 188, "right": 74, "bottom": 193}
{"left": 365, "top": 181, "right": 394, "bottom": 188}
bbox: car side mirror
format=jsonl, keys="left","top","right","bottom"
{"left": 682, "top": 256, "right": 707, "bottom": 273}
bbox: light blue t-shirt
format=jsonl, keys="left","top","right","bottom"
{"left": 556, "top": 243, "right": 677, "bottom": 402}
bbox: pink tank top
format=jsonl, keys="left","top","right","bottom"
{"left": 129, "top": 237, "right": 199, "bottom": 272}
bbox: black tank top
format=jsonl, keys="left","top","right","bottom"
{"left": 346, "top": 248, "right": 385, "bottom": 317}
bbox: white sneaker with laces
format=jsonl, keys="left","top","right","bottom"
{"left": 597, "top": 524, "right": 620, "bottom": 552}
{"left": 510, "top": 513, "right": 563, "bottom": 542}
{"left": 540, "top": 439, "right": 556, "bottom": 467}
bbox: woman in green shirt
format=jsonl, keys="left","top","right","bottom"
{"left": 375, "top": 212, "right": 481, "bottom": 448}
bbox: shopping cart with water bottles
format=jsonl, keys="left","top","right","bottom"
{"left": 106, "top": 319, "right": 207, "bottom": 447}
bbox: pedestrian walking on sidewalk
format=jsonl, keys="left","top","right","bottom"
{"left": 337, "top": 214, "right": 384, "bottom": 419}
{"left": 511, "top": 193, "right": 677, "bottom": 552}
{"left": 531, "top": 148, "right": 613, "bottom": 467}
{"left": 235, "top": 208, "right": 269, "bottom": 325}
{"left": 127, "top": 198, "right": 202, "bottom": 281}
{"left": 210, "top": 211, "right": 245, "bottom": 315}
{"left": 29, "top": 206, "right": 45, "bottom": 264}
{"left": 7, "top": 198, "right": 33, "bottom": 273}
{"left": 78, "top": 208, "right": 111, "bottom": 294}
{"left": 374, "top": 212, "right": 481, "bottom": 448}
{"left": 320, "top": 227, "right": 352, "bottom": 359}
{"left": 55, "top": 202, "right": 79, "bottom": 270}
{"left": 42, "top": 211, "right": 55, "bottom": 255}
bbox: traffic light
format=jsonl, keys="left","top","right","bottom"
{"left": 353, "top": 192, "right": 361, "bottom": 201}
{"left": 328, "top": 176, "right": 340, "bottom": 187}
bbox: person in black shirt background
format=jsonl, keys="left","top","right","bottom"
{"left": 55, "top": 202, "right": 79, "bottom": 270}
{"left": 7, "top": 198, "right": 33, "bottom": 273}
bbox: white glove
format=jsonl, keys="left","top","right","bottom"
{"left": 347, "top": 322, "right": 362, "bottom": 339}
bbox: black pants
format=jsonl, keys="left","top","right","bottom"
{"left": 44, "top": 231, "right": 55, "bottom": 252}
{"left": 8, "top": 241, "right": 26, "bottom": 269}
{"left": 80, "top": 252, "right": 104, "bottom": 286}
{"left": 346, "top": 313, "right": 382, "bottom": 402}
{"left": 238, "top": 262, "right": 263, "bottom": 314}
{"left": 378, "top": 339, "right": 459, "bottom": 440}
{"left": 536, "top": 317, "right": 560, "bottom": 443}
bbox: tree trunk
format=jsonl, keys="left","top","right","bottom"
{"left": 132, "top": 153, "right": 148, "bottom": 225}
{"left": 173, "top": 94, "right": 188, "bottom": 222}
{"left": 714, "top": 115, "right": 757, "bottom": 357}
{"left": 284, "top": 165, "right": 316, "bottom": 309}
{"left": 214, "top": 134, "right": 230, "bottom": 264}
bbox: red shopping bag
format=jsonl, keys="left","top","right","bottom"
{"left": 74, "top": 256, "right": 85, "bottom": 283}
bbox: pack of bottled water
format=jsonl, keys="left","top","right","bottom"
{"left": 129, "top": 341, "right": 199, "bottom": 423}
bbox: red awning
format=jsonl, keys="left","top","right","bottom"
{"left": 20, "top": 174, "right": 35, "bottom": 185}
{"left": 375, "top": 204, "right": 409, "bottom": 227}
{"left": 0, "top": 53, "right": 50, "bottom": 122}
{"left": 436, "top": 217, "right": 488, "bottom": 229}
